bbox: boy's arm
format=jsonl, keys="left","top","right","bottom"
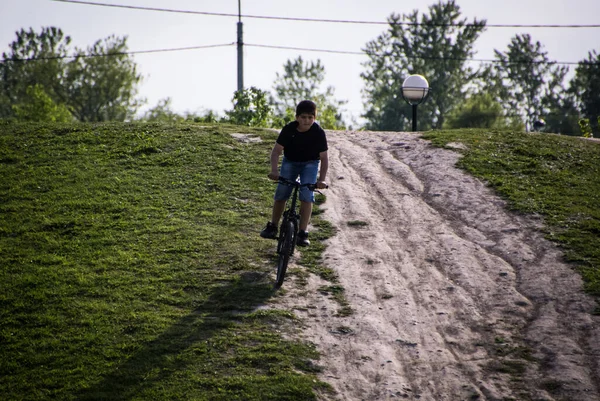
{"left": 268, "top": 143, "right": 284, "bottom": 180}
{"left": 317, "top": 151, "right": 329, "bottom": 188}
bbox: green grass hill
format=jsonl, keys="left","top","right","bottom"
{"left": 1, "top": 122, "right": 599, "bottom": 400}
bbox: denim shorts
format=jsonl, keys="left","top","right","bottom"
{"left": 274, "top": 157, "right": 320, "bottom": 203}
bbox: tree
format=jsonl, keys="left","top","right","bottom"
{"left": 314, "top": 101, "right": 345, "bottom": 130}
{"left": 1, "top": 27, "right": 143, "bottom": 122}
{"left": 190, "top": 110, "right": 219, "bottom": 123}
{"left": 12, "top": 84, "right": 72, "bottom": 122}
{"left": 361, "top": 0, "right": 486, "bottom": 131}
{"left": 64, "top": 35, "right": 143, "bottom": 121}
{"left": 270, "top": 56, "right": 346, "bottom": 129}
{"left": 141, "top": 98, "right": 184, "bottom": 123}
{"left": 443, "top": 93, "right": 523, "bottom": 130}
{"left": 0, "top": 27, "right": 71, "bottom": 119}
{"left": 490, "top": 34, "right": 570, "bottom": 132}
{"left": 541, "top": 94, "right": 581, "bottom": 135}
{"left": 570, "top": 50, "right": 600, "bottom": 135}
{"left": 225, "top": 87, "right": 272, "bottom": 127}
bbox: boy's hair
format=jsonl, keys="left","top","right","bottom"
{"left": 296, "top": 100, "right": 317, "bottom": 116}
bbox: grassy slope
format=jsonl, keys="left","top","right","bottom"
{"left": 1, "top": 123, "right": 599, "bottom": 400}
{"left": 0, "top": 122, "right": 330, "bottom": 401}
{"left": 422, "top": 129, "right": 600, "bottom": 298}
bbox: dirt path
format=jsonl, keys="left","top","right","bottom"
{"left": 273, "top": 130, "right": 600, "bottom": 401}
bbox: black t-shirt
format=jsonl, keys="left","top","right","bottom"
{"left": 276, "top": 121, "right": 328, "bottom": 162}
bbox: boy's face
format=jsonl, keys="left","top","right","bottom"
{"left": 296, "top": 113, "right": 315, "bottom": 132}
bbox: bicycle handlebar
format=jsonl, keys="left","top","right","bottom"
{"left": 276, "top": 177, "right": 328, "bottom": 191}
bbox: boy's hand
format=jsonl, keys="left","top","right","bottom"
{"left": 268, "top": 172, "right": 279, "bottom": 181}
{"left": 316, "top": 181, "right": 328, "bottom": 189}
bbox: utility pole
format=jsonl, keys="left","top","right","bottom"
{"left": 237, "top": 0, "right": 244, "bottom": 92}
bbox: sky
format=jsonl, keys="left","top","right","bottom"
{"left": 1, "top": 0, "right": 599, "bottom": 125}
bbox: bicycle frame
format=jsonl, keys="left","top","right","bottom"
{"left": 273, "top": 177, "right": 319, "bottom": 288}
{"left": 277, "top": 178, "right": 309, "bottom": 255}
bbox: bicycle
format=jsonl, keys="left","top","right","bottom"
{"left": 273, "top": 177, "right": 326, "bottom": 289}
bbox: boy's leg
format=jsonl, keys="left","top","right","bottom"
{"left": 261, "top": 157, "right": 296, "bottom": 239}
{"left": 297, "top": 201, "right": 313, "bottom": 246}
{"left": 272, "top": 157, "right": 297, "bottom": 225}
{"left": 298, "top": 160, "right": 319, "bottom": 232}
{"left": 261, "top": 199, "right": 287, "bottom": 239}
{"left": 299, "top": 201, "right": 313, "bottom": 231}
{"left": 271, "top": 200, "right": 287, "bottom": 226}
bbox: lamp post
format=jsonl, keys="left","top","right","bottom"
{"left": 401, "top": 74, "right": 430, "bottom": 132}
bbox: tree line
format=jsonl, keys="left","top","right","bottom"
{"left": 1, "top": 1, "right": 598, "bottom": 135}
{"left": 0, "top": 27, "right": 142, "bottom": 124}
{"left": 361, "top": 1, "right": 599, "bottom": 135}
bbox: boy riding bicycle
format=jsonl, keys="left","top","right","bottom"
{"left": 260, "top": 100, "right": 328, "bottom": 246}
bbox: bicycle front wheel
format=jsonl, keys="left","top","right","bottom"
{"left": 275, "top": 220, "right": 295, "bottom": 289}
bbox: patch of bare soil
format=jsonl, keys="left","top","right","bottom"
{"left": 269, "top": 130, "right": 600, "bottom": 401}
{"left": 230, "top": 133, "right": 263, "bottom": 143}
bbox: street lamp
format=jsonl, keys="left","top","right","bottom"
{"left": 401, "top": 74, "right": 430, "bottom": 132}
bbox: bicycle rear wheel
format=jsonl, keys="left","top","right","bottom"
{"left": 275, "top": 219, "right": 295, "bottom": 289}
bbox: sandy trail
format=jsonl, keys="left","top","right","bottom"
{"left": 272, "top": 131, "right": 600, "bottom": 401}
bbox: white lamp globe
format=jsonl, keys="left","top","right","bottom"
{"left": 402, "top": 74, "right": 429, "bottom": 103}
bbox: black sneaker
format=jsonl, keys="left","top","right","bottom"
{"left": 260, "top": 222, "right": 278, "bottom": 239}
{"left": 297, "top": 230, "right": 310, "bottom": 247}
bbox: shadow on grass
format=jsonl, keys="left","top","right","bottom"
{"left": 79, "top": 273, "right": 275, "bottom": 400}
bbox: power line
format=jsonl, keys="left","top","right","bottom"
{"left": 246, "top": 43, "right": 589, "bottom": 66}
{"left": 246, "top": 43, "right": 364, "bottom": 56}
{"left": 3, "top": 42, "right": 594, "bottom": 66}
{"left": 0, "top": 43, "right": 234, "bottom": 62}
{"left": 51, "top": 0, "right": 600, "bottom": 29}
